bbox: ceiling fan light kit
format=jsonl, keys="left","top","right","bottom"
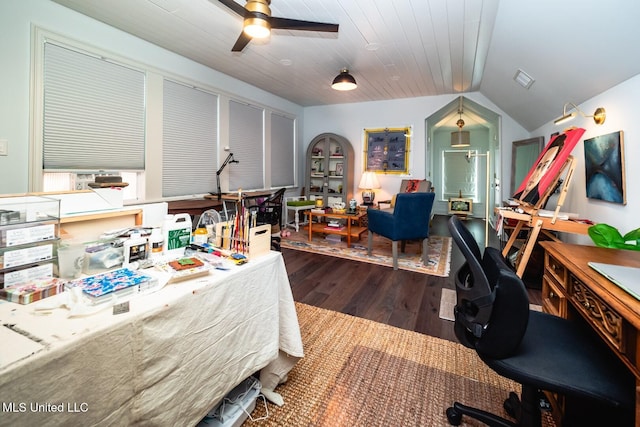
{"left": 332, "top": 69, "right": 357, "bottom": 91}
{"left": 218, "top": 0, "right": 339, "bottom": 52}
{"left": 243, "top": 0, "right": 271, "bottom": 38}
{"left": 553, "top": 102, "right": 606, "bottom": 125}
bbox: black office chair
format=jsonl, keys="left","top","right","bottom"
{"left": 445, "top": 215, "right": 634, "bottom": 427}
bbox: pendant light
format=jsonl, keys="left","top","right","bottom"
{"left": 331, "top": 69, "right": 357, "bottom": 91}
{"left": 451, "top": 97, "right": 470, "bottom": 147}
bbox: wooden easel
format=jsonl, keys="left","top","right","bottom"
{"left": 498, "top": 156, "right": 592, "bottom": 278}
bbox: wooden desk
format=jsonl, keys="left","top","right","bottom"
{"left": 167, "top": 198, "right": 222, "bottom": 217}
{"left": 540, "top": 241, "right": 640, "bottom": 424}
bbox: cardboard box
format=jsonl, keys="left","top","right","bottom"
{"left": 215, "top": 222, "right": 270, "bottom": 259}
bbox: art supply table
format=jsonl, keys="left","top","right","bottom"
{"left": 0, "top": 251, "right": 303, "bottom": 426}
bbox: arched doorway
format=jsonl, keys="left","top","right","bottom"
{"left": 425, "top": 96, "right": 501, "bottom": 230}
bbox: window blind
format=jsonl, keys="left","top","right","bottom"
{"left": 270, "top": 113, "right": 295, "bottom": 187}
{"left": 162, "top": 80, "right": 219, "bottom": 197}
{"left": 43, "top": 42, "right": 145, "bottom": 170}
{"left": 228, "top": 100, "right": 264, "bottom": 191}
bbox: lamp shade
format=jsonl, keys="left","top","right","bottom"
{"left": 332, "top": 69, "right": 357, "bottom": 91}
{"left": 359, "top": 171, "right": 380, "bottom": 189}
{"left": 359, "top": 171, "right": 380, "bottom": 205}
{"left": 244, "top": 17, "right": 270, "bottom": 38}
{"left": 451, "top": 130, "right": 470, "bottom": 147}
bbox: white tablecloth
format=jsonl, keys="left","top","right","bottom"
{"left": 0, "top": 251, "right": 303, "bottom": 426}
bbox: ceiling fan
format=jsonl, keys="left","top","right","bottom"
{"left": 217, "top": 0, "right": 339, "bottom": 52}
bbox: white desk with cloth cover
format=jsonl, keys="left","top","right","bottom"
{"left": 0, "top": 251, "right": 303, "bottom": 426}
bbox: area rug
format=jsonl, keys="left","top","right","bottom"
{"left": 280, "top": 230, "right": 451, "bottom": 277}
{"left": 246, "top": 303, "right": 555, "bottom": 426}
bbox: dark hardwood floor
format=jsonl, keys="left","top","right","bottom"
{"left": 281, "top": 214, "right": 542, "bottom": 343}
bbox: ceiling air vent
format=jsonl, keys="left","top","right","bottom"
{"left": 514, "top": 69, "right": 535, "bottom": 89}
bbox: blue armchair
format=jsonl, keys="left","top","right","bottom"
{"left": 367, "top": 192, "right": 435, "bottom": 270}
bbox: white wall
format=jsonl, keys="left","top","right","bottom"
{"left": 303, "top": 92, "right": 529, "bottom": 204}
{"left": 532, "top": 74, "right": 640, "bottom": 244}
{"left": 0, "top": 0, "right": 303, "bottom": 195}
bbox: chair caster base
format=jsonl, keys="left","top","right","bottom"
{"left": 504, "top": 391, "right": 521, "bottom": 419}
{"left": 446, "top": 406, "right": 462, "bottom": 425}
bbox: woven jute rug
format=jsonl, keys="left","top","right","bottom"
{"left": 280, "top": 230, "right": 451, "bottom": 277}
{"left": 246, "top": 303, "right": 556, "bottom": 426}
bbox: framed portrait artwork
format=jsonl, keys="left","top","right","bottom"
{"left": 512, "top": 127, "right": 585, "bottom": 207}
{"left": 364, "top": 127, "right": 410, "bottom": 173}
{"left": 334, "top": 162, "right": 344, "bottom": 177}
{"left": 584, "top": 131, "right": 626, "bottom": 204}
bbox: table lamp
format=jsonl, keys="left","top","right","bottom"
{"left": 359, "top": 171, "right": 381, "bottom": 206}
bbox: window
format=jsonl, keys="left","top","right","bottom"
{"left": 442, "top": 150, "right": 479, "bottom": 200}
{"left": 228, "top": 100, "right": 264, "bottom": 191}
{"left": 39, "top": 40, "right": 145, "bottom": 201}
{"left": 270, "top": 113, "right": 295, "bottom": 187}
{"left": 33, "top": 28, "right": 298, "bottom": 202}
{"left": 162, "top": 80, "right": 218, "bottom": 197}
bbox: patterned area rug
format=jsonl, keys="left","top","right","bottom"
{"left": 280, "top": 229, "right": 451, "bottom": 277}
{"left": 245, "top": 303, "right": 556, "bottom": 426}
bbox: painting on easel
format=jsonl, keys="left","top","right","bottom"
{"left": 512, "top": 127, "right": 585, "bottom": 207}
{"left": 584, "top": 131, "right": 626, "bottom": 205}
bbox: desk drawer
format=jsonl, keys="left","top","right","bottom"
{"left": 569, "top": 273, "right": 624, "bottom": 352}
{"left": 545, "top": 253, "right": 567, "bottom": 288}
{"left": 542, "top": 274, "right": 565, "bottom": 317}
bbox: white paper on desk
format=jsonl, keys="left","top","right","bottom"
{"left": 0, "top": 325, "right": 44, "bottom": 367}
{"left": 537, "top": 209, "right": 579, "bottom": 220}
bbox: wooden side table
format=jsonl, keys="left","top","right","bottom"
{"left": 304, "top": 210, "right": 367, "bottom": 247}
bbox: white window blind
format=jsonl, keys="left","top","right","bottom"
{"left": 270, "top": 113, "right": 295, "bottom": 187}
{"left": 228, "top": 100, "right": 264, "bottom": 190}
{"left": 442, "top": 150, "right": 478, "bottom": 200}
{"left": 43, "top": 42, "right": 145, "bottom": 169}
{"left": 162, "top": 80, "right": 219, "bottom": 197}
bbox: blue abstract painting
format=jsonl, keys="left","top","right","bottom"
{"left": 584, "top": 131, "right": 626, "bottom": 204}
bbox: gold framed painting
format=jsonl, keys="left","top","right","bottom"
{"left": 364, "top": 127, "right": 410, "bottom": 174}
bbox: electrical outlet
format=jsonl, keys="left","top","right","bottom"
{"left": 0, "top": 139, "right": 8, "bottom": 156}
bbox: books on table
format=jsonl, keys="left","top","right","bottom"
{"left": 64, "top": 268, "right": 159, "bottom": 304}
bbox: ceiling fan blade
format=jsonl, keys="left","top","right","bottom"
{"left": 217, "top": 0, "right": 247, "bottom": 17}
{"left": 231, "top": 32, "right": 252, "bottom": 52}
{"left": 270, "top": 17, "right": 339, "bottom": 33}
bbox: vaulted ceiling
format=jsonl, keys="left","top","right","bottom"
{"left": 51, "top": 0, "right": 640, "bottom": 132}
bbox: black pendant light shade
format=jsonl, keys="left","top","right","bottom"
{"left": 331, "top": 69, "right": 357, "bottom": 91}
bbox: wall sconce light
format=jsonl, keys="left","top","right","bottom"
{"left": 554, "top": 102, "right": 606, "bottom": 126}
{"left": 331, "top": 69, "right": 357, "bottom": 91}
{"left": 359, "top": 171, "right": 380, "bottom": 205}
{"left": 243, "top": 0, "right": 271, "bottom": 39}
{"left": 451, "top": 97, "right": 471, "bottom": 147}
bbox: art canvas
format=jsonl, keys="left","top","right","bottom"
{"left": 584, "top": 131, "right": 626, "bottom": 204}
{"left": 512, "top": 127, "right": 585, "bottom": 207}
